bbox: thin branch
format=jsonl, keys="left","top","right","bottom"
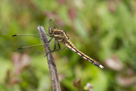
{"left": 37, "top": 26, "right": 61, "bottom": 91}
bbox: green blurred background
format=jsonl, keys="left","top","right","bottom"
{"left": 0, "top": 0, "right": 136, "bottom": 91}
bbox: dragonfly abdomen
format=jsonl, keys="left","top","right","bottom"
{"left": 65, "top": 40, "right": 104, "bottom": 69}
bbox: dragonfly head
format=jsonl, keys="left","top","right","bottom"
{"left": 48, "top": 27, "right": 56, "bottom": 34}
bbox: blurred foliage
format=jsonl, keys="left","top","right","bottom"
{"left": 0, "top": 0, "right": 136, "bottom": 91}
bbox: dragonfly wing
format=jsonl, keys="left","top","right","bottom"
{"left": 49, "top": 19, "right": 63, "bottom": 30}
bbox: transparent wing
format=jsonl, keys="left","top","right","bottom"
{"left": 49, "top": 19, "right": 63, "bottom": 30}
{"left": 9, "top": 33, "right": 66, "bottom": 55}
{"left": 9, "top": 19, "right": 66, "bottom": 55}
{"left": 9, "top": 35, "right": 45, "bottom": 55}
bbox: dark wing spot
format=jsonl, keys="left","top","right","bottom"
{"left": 12, "top": 35, "right": 17, "bottom": 37}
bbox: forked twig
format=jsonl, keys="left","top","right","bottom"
{"left": 37, "top": 26, "right": 61, "bottom": 91}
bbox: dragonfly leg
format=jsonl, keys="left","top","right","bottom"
{"left": 46, "top": 42, "right": 61, "bottom": 57}
{"left": 55, "top": 43, "right": 61, "bottom": 51}
{"left": 48, "top": 37, "right": 53, "bottom": 43}
{"left": 46, "top": 40, "right": 57, "bottom": 56}
{"left": 46, "top": 34, "right": 53, "bottom": 37}
{"left": 51, "top": 41, "right": 57, "bottom": 52}
{"left": 45, "top": 45, "right": 52, "bottom": 57}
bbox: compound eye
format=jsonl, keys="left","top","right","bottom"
{"left": 48, "top": 27, "right": 53, "bottom": 34}
{"left": 52, "top": 26, "right": 56, "bottom": 30}
{"left": 49, "top": 27, "right": 52, "bottom": 31}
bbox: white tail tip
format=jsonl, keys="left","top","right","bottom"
{"left": 99, "top": 65, "right": 104, "bottom": 69}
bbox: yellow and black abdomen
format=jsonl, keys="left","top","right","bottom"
{"left": 65, "top": 40, "right": 104, "bottom": 69}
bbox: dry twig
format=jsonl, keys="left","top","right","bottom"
{"left": 37, "top": 26, "right": 61, "bottom": 91}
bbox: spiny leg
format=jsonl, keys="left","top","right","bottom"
{"left": 46, "top": 40, "right": 57, "bottom": 56}
{"left": 52, "top": 41, "right": 57, "bottom": 52}
{"left": 45, "top": 37, "right": 54, "bottom": 56}
{"left": 55, "top": 43, "right": 61, "bottom": 51}
{"left": 51, "top": 41, "right": 61, "bottom": 52}
{"left": 48, "top": 37, "right": 54, "bottom": 43}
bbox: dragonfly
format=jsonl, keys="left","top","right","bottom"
{"left": 11, "top": 19, "right": 104, "bottom": 69}
{"left": 47, "top": 19, "right": 104, "bottom": 69}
